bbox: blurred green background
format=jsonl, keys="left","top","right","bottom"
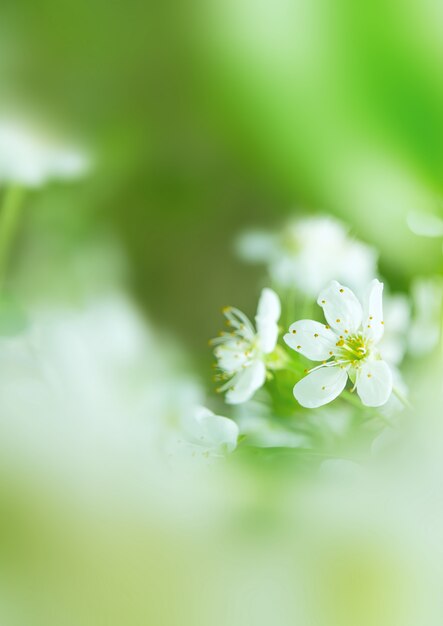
{"left": 2, "top": 3, "right": 443, "bottom": 625}
{"left": 1, "top": 0, "right": 443, "bottom": 355}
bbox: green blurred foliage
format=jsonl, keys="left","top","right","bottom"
{"left": 2, "top": 0, "right": 443, "bottom": 351}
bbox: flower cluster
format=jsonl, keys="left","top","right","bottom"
{"left": 213, "top": 279, "right": 393, "bottom": 410}
{"left": 209, "top": 215, "right": 441, "bottom": 461}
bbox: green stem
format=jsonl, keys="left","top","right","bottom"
{"left": 0, "top": 186, "right": 26, "bottom": 289}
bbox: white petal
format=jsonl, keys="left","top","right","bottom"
{"left": 356, "top": 359, "right": 392, "bottom": 407}
{"left": 284, "top": 320, "right": 337, "bottom": 361}
{"left": 363, "top": 279, "right": 385, "bottom": 344}
{"left": 317, "top": 281, "right": 362, "bottom": 334}
{"left": 293, "top": 366, "right": 348, "bottom": 409}
{"left": 225, "top": 360, "right": 266, "bottom": 404}
{"left": 191, "top": 406, "right": 239, "bottom": 453}
{"left": 255, "top": 288, "right": 281, "bottom": 353}
{"left": 214, "top": 341, "right": 249, "bottom": 372}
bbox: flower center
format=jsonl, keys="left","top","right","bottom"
{"left": 336, "top": 333, "right": 370, "bottom": 365}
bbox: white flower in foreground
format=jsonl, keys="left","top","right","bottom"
{"left": 175, "top": 406, "right": 239, "bottom": 459}
{"left": 237, "top": 216, "right": 377, "bottom": 297}
{"left": 211, "top": 288, "right": 281, "bottom": 404}
{"left": 284, "top": 280, "right": 393, "bottom": 408}
{"left": 0, "top": 117, "right": 89, "bottom": 187}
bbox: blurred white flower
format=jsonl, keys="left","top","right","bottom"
{"left": 374, "top": 294, "right": 411, "bottom": 417}
{"left": 407, "top": 210, "right": 443, "bottom": 238}
{"left": 0, "top": 117, "right": 89, "bottom": 187}
{"left": 409, "top": 277, "right": 442, "bottom": 356}
{"left": 284, "top": 280, "right": 393, "bottom": 408}
{"left": 172, "top": 406, "right": 239, "bottom": 459}
{"left": 0, "top": 293, "right": 237, "bottom": 516}
{"left": 237, "top": 216, "right": 377, "bottom": 296}
{"left": 379, "top": 293, "right": 411, "bottom": 366}
{"left": 211, "top": 288, "right": 281, "bottom": 404}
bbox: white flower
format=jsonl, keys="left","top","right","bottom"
{"left": 0, "top": 117, "right": 89, "bottom": 187}
{"left": 284, "top": 279, "right": 393, "bottom": 408}
{"left": 237, "top": 216, "right": 377, "bottom": 297}
{"left": 211, "top": 288, "right": 281, "bottom": 404}
{"left": 174, "top": 406, "right": 239, "bottom": 458}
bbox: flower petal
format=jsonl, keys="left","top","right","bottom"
{"left": 284, "top": 320, "right": 337, "bottom": 361}
{"left": 214, "top": 341, "right": 249, "bottom": 372}
{"left": 293, "top": 366, "right": 348, "bottom": 408}
{"left": 363, "top": 279, "right": 385, "bottom": 344}
{"left": 255, "top": 288, "right": 281, "bottom": 353}
{"left": 191, "top": 406, "right": 239, "bottom": 453}
{"left": 356, "top": 359, "right": 392, "bottom": 407}
{"left": 225, "top": 360, "right": 266, "bottom": 404}
{"left": 317, "top": 281, "right": 362, "bottom": 335}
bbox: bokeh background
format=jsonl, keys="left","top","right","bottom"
{"left": 1, "top": 1, "right": 443, "bottom": 625}
{"left": 2, "top": 0, "right": 443, "bottom": 356}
